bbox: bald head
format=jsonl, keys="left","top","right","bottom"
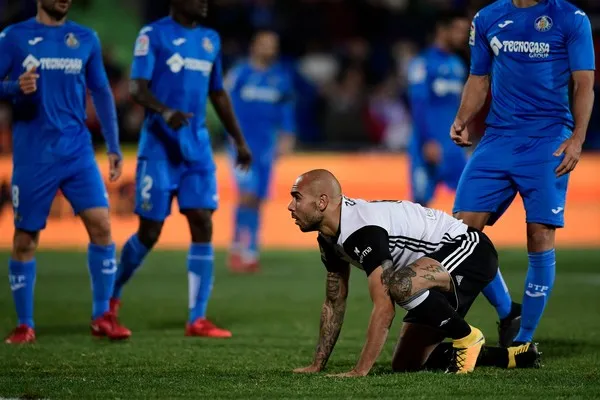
{"left": 295, "top": 169, "right": 342, "bottom": 200}
{"left": 289, "top": 169, "right": 343, "bottom": 233}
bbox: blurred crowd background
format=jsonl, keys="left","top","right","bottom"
{"left": 1, "top": 0, "right": 600, "bottom": 156}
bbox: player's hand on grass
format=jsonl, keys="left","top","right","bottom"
{"left": 423, "top": 140, "right": 442, "bottom": 165}
{"left": 554, "top": 135, "right": 583, "bottom": 177}
{"left": 161, "top": 109, "right": 194, "bottom": 130}
{"left": 450, "top": 119, "right": 473, "bottom": 147}
{"left": 19, "top": 66, "right": 40, "bottom": 95}
{"left": 292, "top": 364, "right": 322, "bottom": 374}
{"left": 108, "top": 153, "right": 123, "bottom": 182}
{"left": 235, "top": 142, "right": 252, "bottom": 171}
{"left": 326, "top": 369, "right": 367, "bottom": 378}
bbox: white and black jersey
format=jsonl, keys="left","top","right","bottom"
{"left": 318, "top": 197, "right": 469, "bottom": 276}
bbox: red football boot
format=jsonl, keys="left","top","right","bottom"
{"left": 5, "top": 325, "right": 36, "bottom": 344}
{"left": 90, "top": 312, "right": 131, "bottom": 340}
{"left": 109, "top": 298, "right": 121, "bottom": 317}
{"left": 185, "top": 318, "right": 232, "bottom": 338}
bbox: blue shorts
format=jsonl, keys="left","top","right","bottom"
{"left": 409, "top": 146, "right": 467, "bottom": 205}
{"left": 231, "top": 158, "right": 274, "bottom": 200}
{"left": 11, "top": 157, "right": 108, "bottom": 231}
{"left": 453, "top": 134, "right": 569, "bottom": 227}
{"left": 134, "top": 158, "right": 218, "bottom": 222}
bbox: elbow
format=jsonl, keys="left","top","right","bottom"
{"left": 129, "top": 81, "right": 143, "bottom": 103}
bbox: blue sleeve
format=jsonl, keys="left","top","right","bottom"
{"left": 209, "top": 51, "right": 224, "bottom": 92}
{"left": 224, "top": 64, "right": 243, "bottom": 95}
{"left": 130, "top": 27, "right": 156, "bottom": 80}
{"left": 407, "top": 57, "right": 434, "bottom": 143}
{"left": 280, "top": 78, "right": 296, "bottom": 134}
{"left": 86, "top": 33, "right": 121, "bottom": 156}
{"left": 567, "top": 11, "right": 595, "bottom": 72}
{"left": 0, "top": 28, "right": 20, "bottom": 99}
{"left": 469, "top": 13, "right": 493, "bottom": 76}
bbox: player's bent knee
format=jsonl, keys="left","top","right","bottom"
{"left": 184, "top": 209, "right": 213, "bottom": 243}
{"left": 453, "top": 211, "right": 490, "bottom": 231}
{"left": 239, "top": 193, "right": 261, "bottom": 209}
{"left": 12, "top": 230, "right": 39, "bottom": 261}
{"left": 526, "top": 223, "right": 556, "bottom": 252}
{"left": 80, "top": 207, "right": 112, "bottom": 245}
{"left": 137, "top": 218, "right": 164, "bottom": 249}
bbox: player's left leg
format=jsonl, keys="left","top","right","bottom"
{"left": 512, "top": 136, "right": 568, "bottom": 344}
{"left": 62, "top": 159, "right": 130, "bottom": 340}
{"left": 228, "top": 159, "right": 261, "bottom": 272}
{"left": 179, "top": 168, "right": 231, "bottom": 338}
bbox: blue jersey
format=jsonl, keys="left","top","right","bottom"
{"left": 407, "top": 46, "right": 467, "bottom": 147}
{"left": 131, "top": 17, "right": 224, "bottom": 169}
{"left": 225, "top": 61, "right": 295, "bottom": 161}
{"left": 0, "top": 18, "right": 119, "bottom": 166}
{"left": 470, "top": 0, "right": 595, "bottom": 138}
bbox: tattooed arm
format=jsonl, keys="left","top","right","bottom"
{"left": 293, "top": 265, "right": 350, "bottom": 373}
{"left": 334, "top": 261, "right": 395, "bottom": 377}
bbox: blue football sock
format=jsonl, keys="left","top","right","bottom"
{"left": 246, "top": 207, "right": 260, "bottom": 257}
{"left": 113, "top": 234, "right": 150, "bottom": 299}
{"left": 482, "top": 268, "right": 512, "bottom": 319}
{"left": 88, "top": 243, "right": 117, "bottom": 319}
{"left": 9, "top": 259, "right": 36, "bottom": 328}
{"left": 234, "top": 206, "right": 250, "bottom": 250}
{"left": 514, "top": 249, "right": 556, "bottom": 343}
{"left": 187, "top": 243, "right": 214, "bottom": 322}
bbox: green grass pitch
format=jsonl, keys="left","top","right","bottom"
{"left": 1, "top": 249, "right": 599, "bottom": 399}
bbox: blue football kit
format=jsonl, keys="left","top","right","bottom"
{"left": 130, "top": 17, "right": 224, "bottom": 221}
{"left": 225, "top": 61, "right": 295, "bottom": 199}
{"left": 453, "top": 0, "right": 595, "bottom": 343}
{"left": 224, "top": 60, "right": 295, "bottom": 262}
{"left": 407, "top": 46, "right": 468, "bottom": 205}
{"left": 114, "top": 17, "right": 226, "bottom": 325}
{"left": 0, "top": 18, "right": 121, "bottom": 327}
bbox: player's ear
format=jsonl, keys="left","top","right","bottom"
{"left": 318, "top": 194, "right": 329, "bottom": 212}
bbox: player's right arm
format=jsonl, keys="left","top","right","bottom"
{"left": 451, "top": 12, "right": 492, "bottom": 147}
{"left": 0, "top": 28, "right": 39, "bottom": 98}
{"left": 129, "top": 27, "right": 192, "bottom": 130}
{"left": 293, "top": 239, "right": 350, "bottom": 373}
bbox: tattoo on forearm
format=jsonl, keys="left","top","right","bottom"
{"left": 420, "top": 264, "right": 444, "bottom": 274}
{"left": 381, "top": 265, "right": 416, "bottom": 303}
{"left": 314, "top": 272, "right": 347, "bottom": 368}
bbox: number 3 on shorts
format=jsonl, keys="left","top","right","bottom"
{"left": 12, "top": 185, "right": 19, "bottom": 209}
{"left": 141, "top": 176, "right": 153, "bottom": 200}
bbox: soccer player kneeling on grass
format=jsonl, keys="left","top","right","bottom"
{"left": 289, "top": 169, "right": 540, "bottom": 376}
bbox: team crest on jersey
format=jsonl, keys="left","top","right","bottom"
{"left": 135, "top": 34, "right": 150, "bottom": 56}
{"left": 65, "top": 32, "right": 79, "bottom": 49}
{"left": 202, "top": 37, "right": 214, "bottom": 53}
{"left": 534, "top": 16, "right": 553, "bottom": 32}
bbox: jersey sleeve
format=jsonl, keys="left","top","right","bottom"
{"left": 224, "top": 64, "right": 243, "bottom": 94}
{"left": 85, "top": 32, "right": 111, "bottom": 92}
{"left": 130, "top": 27, "right": 157, "bottom": 80}
{"left": 469, "top": 13, "right": 493, "bottom": 76}
{"left": 0, "top": 28, "right": 20, "bottom": 99}
{"left": 209, "top": 50, "right": 225, "bottom": 92}
{"left": 342, "top": 226, "right": 392, "bottom": 277}
{"left": 0, "top": 28, "right": 14, "bottom": 78}
{"left": 567, "top": 11, "right": 595, "bottom": 72}
{"left": 317, "top": 235, "right": 348, "bottom": 273}
{"left": 86, "top": 32, "right": 121, "bottom": 156}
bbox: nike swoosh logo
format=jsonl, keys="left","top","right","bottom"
{"left": 10, "top": 283, "right": 25, "bottom": 291}
{"left": 526, "top": 290, "right": 547, "bottom": 298}
{"left": 28, "top": 37, "right": 43, "bottom": 45}
{"left": 498, "top": 20, "right": 514, "bottom": 28}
